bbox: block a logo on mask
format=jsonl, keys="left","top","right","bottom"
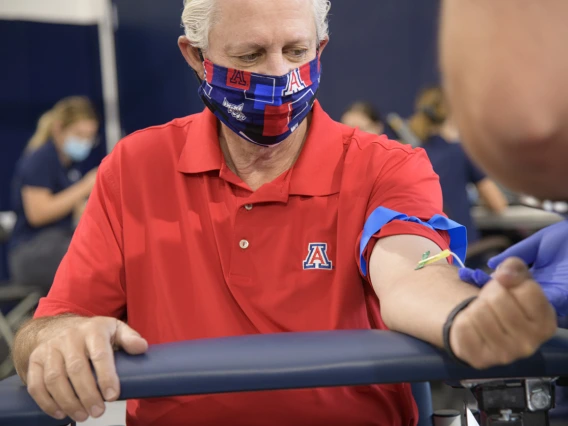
{"left": 222, "top": 98, "right": 247, "bottom": 122}
{"left": 229, "top": 69, "right": 248, "bottom": 87}
{"left": 283, "top": 68, "right": 308, "bottom": 96}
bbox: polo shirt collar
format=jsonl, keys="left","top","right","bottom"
{"left": 288, "top": 101, "right": 345, "bottom": 196}
{"left": 177, "top": 107, "right": 223, "bottom": 174}
{"left": 177, "top": 101, "right": 346, "bottom": 196}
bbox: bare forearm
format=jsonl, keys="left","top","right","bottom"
{"left": 24, "top": 182, "right": 89, "bottom": 227}
{"left": 477, "top": 179, "right": 508, "bottom": 214}
{"left": 369, "top": 235, "right": 479, "bottom": 348}
{"left": 13, "top": 315, "right": 83, "bottom": 382}
{"left": 380, "top": 265, "right": 478, "bottom": 347}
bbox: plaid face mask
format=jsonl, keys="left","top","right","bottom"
{"left": 198, "top": 55, "right": 321, "bottom": 146}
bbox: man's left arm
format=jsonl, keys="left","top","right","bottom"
{"left": 361, "top": 146, "right": 556, "bottom": 368}
{"left": 369, "top": 234, "right": 477, "bottom": 348}
{"left": 370, "top": 238, "right": 556, "bottom": 369}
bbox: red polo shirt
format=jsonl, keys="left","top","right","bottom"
{"left": 35, "top": 101, "right": 450, "bottom": 426}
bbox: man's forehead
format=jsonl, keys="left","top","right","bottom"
{"left": 211, "top": 0, "right": 317, "bottom": 52}
{"left": 215, "top": 0, "right": 311, "bottom": 11}
{"left": 214, "top": 0, "right": 314, "bottom": 26}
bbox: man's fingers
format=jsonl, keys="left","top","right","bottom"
{"left": 43, "top": 347, "right": 89, "bottom": 423}
{"left": 114, "top": 321, "right": 148, "bottom": 355}
{"left": 26, "top": 357, "right": 65, "bottom": 420}
{"left": 86, "top": 332, "right": 120, "bottom": 401}
{"left": 63, "top": 336, "right": 106, "bottom": 419}
{"left": 492, "top": 257, "right": 531, "bottom": 289}
{"left": 492, "top": 258, "right": 557, "bottom": 324}
{"left": 471, "top": 297, "right": 526, "bottom": 364}
{"left": 479, "top": 272, "right": 557, "bottom": 358}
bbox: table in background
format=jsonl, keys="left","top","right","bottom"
{"left": 472, "top": 205, "right": 562, "bottom": 231}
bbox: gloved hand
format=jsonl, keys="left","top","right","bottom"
{"left": 459, "top": 220, "right": 568, "bottom": 317}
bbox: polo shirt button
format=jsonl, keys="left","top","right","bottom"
{"left": 244, "top": 204, "right": 253, "bottom": 211}
{"left": 239, "top": 239, "right": 249, "bottom": 249}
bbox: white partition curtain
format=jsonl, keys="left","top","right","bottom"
{"left": 0, "top": 0, "right": 122, "bottom": 153}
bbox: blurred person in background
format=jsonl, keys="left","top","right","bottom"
{"left": 440, "top": 1, "right": 568, "bottom": 202}
{"left": 340, "top": 101, "right": 384, "bottom": 135}
{"left": 9, "top": 96, "right": 99, "bottom": 291}
{"left": 442, "top": 2, "right": 568, "bottom": 408}
{"left": 410, "top": 86, "right": 508, "bottom": 247}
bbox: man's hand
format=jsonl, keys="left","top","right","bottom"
{"left": 25, "top": 316, "right": 147, "bottom": 422}
{"left": 459, "top": 221, "right": 568, "bottom": 316}
{"left": 451, "top": 257, "right": 557, "bottom": 369}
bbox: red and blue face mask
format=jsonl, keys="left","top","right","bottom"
{"left": 198, "top": 55, "right": 321, "bottom": 146}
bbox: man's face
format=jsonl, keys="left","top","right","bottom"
{"left": 203, "top": 0, "right": 323, "bottom": 76}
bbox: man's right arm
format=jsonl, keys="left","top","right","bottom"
{"left": 13, "top": 314, "right": 147, "bottom": 422}
{"left": 11, "top": 149, "right": 147, "bottom": 423}
{"left": 13, "top": 315, "right": 79, "bottom": 382}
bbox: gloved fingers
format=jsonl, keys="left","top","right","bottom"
{"left": 488, "top": 234, "right": 542, "bottom": 270}
{"left": 473, "top": 268, "right": 492, "bottom": 286}
{"left": 459, "top": 267, "right": 491, "bottom": 287}
{"left": 542, "top": 285, "right": 568, "bottom": 317}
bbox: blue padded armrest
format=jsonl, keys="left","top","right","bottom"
{"left": 1, "top": 329, "right": 567, "bottom": 426}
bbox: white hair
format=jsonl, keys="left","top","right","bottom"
{"left": 182, "top": 0, "right": 331, "bottom": 51}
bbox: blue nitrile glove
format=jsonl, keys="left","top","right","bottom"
{"left": 459, "top": 220, "right": 568, "bottom": 317}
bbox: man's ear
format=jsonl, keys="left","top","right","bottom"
{"left": 318, "top": 37, "right": 330, "bottom": 56}
{"left": 178, "top": 36, "right": 205, "bottom": 79}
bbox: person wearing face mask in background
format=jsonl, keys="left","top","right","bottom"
{"left": 8, "top": 96, "right": 99, "bottom": 292}
{"left": 340, "top": 102, "right": 385, "bottom": 135}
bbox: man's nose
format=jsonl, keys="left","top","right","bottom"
{"left": 258, "top": 53, "right": 292, "bottom": 76}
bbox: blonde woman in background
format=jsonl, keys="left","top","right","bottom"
{"left": 9, "top": 96, "right": 99, "bottom": 291}
{"left": 409, "top": 87, "right": 508, "bottom": 246}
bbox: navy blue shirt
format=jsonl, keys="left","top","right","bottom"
{"left": 422, "top": 135, "right": 486, "bottom": 244}
{"left": 9, "top": 141, "right": 81, "bottom": 249}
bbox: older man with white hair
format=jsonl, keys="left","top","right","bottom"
{"left": 12, "top": 0, "right": 557, "bottom": 425}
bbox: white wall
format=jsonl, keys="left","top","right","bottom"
{"left": 0, "top": 0, "right": 104, "bottom": 25}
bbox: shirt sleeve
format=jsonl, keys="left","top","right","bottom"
{"left": 461, "top": 144, "right": 486, "bottom": 184}
{"left": 356, "top": 147, "right": 452, "bottom": 280}
{"left": 34, "top": 152, "right": 126, "bottom": 319}
{"left": 19, "top": 154, "right": 56, "bottom": 190}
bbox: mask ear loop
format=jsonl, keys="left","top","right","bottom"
{"left": 192, "top": 48, "right": 206, "bottom": 84}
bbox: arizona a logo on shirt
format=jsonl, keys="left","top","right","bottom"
{"left": 303, "top": 243, "right": 333, "bottom": 270}
{"left": 283, "top": 69, "right": 307, "bottom": 96}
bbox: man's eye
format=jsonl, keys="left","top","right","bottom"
{"left": 289, "top": 49, "right": 308, "bottom": 58}
{"left": 239, "top": 53, "right": 262, "bottom": 62}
